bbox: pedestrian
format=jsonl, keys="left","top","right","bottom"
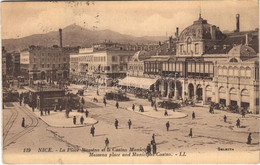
{"left": 132, "top": 104, "right": 135, "bottom": 111}
{"left": 116, "top": 101, "right": 119, "bottom": 109}
{"left": 224, "top": 115, "right": 227, "bottom": 122}
{"left": 73, "top": 116, "right": 76, "bottom": 125}
{"left": 97, "top": 90, "right": 99, "bottom": 96}
{"left": 85, "top": 110, "right": 89, "bottom": 118}
{"left": 236, "top": 118, "right": 240, "bottom": 128}
{"left": 189, "top": 128, "right": 193, "bottom": 138}
{"left": 247, "top": 133, "right": 252, "bottom": 144}
{"left": 192, "top": 111, "right": 195, "bottom": 120}
{"left": 80, "top": 116, "right": 84, "bottom": 125}
{"left": 48, "top": 109, "right": 50, "bottom": 115}
{"left": 32, "top": 105, "right": 35, "bottom": 112}
{"left": 146, "top": 144, "right": 151, "bottom": 156}
{"left": 242, "top": 110, "right": 246, "bottom": 118}
{"left": 90, "top": 125, "right": 95, "bottom": 137}
{"left": 44, "top": 108, "right": 47, "bottom": 115}
{"left": 40, "top": 109, "right": 43, "bottom": 116}
{"left": 166, "top": 121, "right": 170, "bottom": 131}
{"left": 105, "top": 138, "right": 109, "bottom": 148}
{"left": 115, "top": 119, "right": 119, "bottom": 129}
{"left": 81, "top": 97, "right": 85, "bottom": 105}
{"left": 103, "top": 98, "right": 107, "bottom": 107}
{"left": 128, "top": 119, "right": 132, "bottom": 129}
{"left": 154, "top": 104, "right": 157, "bottom": 111}
{"left": 21, "top": 117, "right": 25, "bottom": 128}
{"left": 152, "top": 142, "right": 157, "bottom": 155}
{"left": 19, "top": 98, "right": 22, "bottom": 106}
{"left": 152, "top": 133, "right": 155, "bottom": 142}
{"left": 164, "top": 110, "right": 168, "bottom": 116}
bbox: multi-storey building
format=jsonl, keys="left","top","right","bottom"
{"left": 119, "top": 14, "right": 259, "bottom": 114}
{"left": 69, "top": 43, "right": 138, "bottom": 85}
{"left": 20, "top": 45, "right": 71, "bottom": 81}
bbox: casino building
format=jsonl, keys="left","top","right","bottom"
{"left": 120, "top": 14, "right": 259, "bottom": 113}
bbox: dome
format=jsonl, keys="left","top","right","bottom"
{"left": 228, "top": 44, "right": 257, "bottom": 57}
{"left": 178, "top": 16, "right": 225, "bottom": 42}
{"left": 131, "top": 51, "right": 151, "bottom": 61}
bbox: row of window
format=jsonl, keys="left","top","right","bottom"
{"left": 218, "top": 67, "right": 251, "bottom": 77}
{"left": 129, "top": 66, "right": 143, "bottom": 70}
{"left": 94, "top": 56, "right": 106, "bottom": 62}
{"left": 32, "top": 57, "right": 67, "bottom": 62}
{"left": 179, "top": 42, "right": 200, "bottom": 54}
{"left": 32, "top": 63, "right": 67, "bottom": 69}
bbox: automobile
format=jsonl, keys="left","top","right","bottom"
{"left": 158, "top": 100, "right": 181, "bottom": 109}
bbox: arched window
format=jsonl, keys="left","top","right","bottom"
{"left": 234, "top": 67, "right": 239, "bottom": 76}
{"left": 228, "top": 67, "right": 233, "bottom": 76}
{"left": 187, "top": 38, "right": 192, "bottom": 54}
{"left": 229, "top": 58, "right": 238, "bottom": 62}
{"left": 218, "top": 66, "right": 222, "bottom": 76}
{"left": 246, "top": 67, "right": 251, "bottom": 78}
{"left": 240, "top": 67, "right": 245, "bottom": 77}
{"left": 223, "top": 66, "right": 227, "bottom": 76}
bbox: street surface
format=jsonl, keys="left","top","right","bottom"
{"left": 2, "top": 85, "right": 259, "bottom": 161}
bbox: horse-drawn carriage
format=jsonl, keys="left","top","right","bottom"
{"left": 158, "top": 100, "right": 181, "bottom": 109}
{"left": 105, "top": 92, "right": 130, "bottom": 101}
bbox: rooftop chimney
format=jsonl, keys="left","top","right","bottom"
{"left": 235, "top": 14, "right": 240, "bottom": 32}
{"left": 59, "top": 28, "right": 63, "bottom": 48}
{"left": 245, "top": 33, "right": 248, "bottom": 46}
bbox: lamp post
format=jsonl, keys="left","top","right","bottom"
{"left": 174, "top": 72, "right": 178, "bottom": 100}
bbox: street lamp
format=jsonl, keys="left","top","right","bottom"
{"left": 174, "top": 72, "right": 178, "bottom": 100}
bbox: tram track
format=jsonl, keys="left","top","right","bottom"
{"left": 3, "top": 103, "right": 39, "bottom": 149}
{"left": 2, "top": 105, "right": 19, "bottom": 142}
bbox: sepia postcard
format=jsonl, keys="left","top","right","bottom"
{"left": 1, "top": 1, "right": 259, "bottom": 164}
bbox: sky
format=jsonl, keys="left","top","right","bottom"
{"left": 1, "top": 1, "right": 259, "bottom": 39}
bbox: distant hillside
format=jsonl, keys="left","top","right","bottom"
{"left": 2, "top": 24, "right": 165, "bottom": 51}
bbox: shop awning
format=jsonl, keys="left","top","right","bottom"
{"left": 118, "top": 77, "right": 157, "bottom": 89}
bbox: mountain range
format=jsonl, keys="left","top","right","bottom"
{"left": 2, "top": 24, "right": 166, "bottom": 51}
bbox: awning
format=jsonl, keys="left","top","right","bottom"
{"left": 118, "top": 77, "right": 157, "bottom": 89}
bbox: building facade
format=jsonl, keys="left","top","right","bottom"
{"left": 119, "top": 14, "right": 259, "bottom": 114}
{"left": 20, "top": 46, "right": 71, "bottom": 82}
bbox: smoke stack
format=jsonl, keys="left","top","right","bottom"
{"left": 235, "top": 14, "right": 240, "bottom": 32}
{"left": 59, "top": 28, "right": 63, "bottom": 48}
{"left": 175, "top": 27, "right": 179, "bottom": 38}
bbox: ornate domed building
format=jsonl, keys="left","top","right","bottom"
{"left": 177, "top": 14, "right": 226, "bottom": 56}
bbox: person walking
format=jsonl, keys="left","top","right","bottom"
{"left": 189, "top": 128, "right": 193, "bottom": 138}
{"left": 132, "top": 104, "right": 135, "bottom": 111}
{"left": 224, "top": 115, "right": 227, "bottom": 122}
{"left": 19, "top": 97, "right": 22, "bottom": 106}
{"left": 152, "top": 142, "right": 157, "bottom": 155}
{"left": 242, "top": 110, "right": 246, "bottom": 118}
{"left": 105, "top": 138, "right": 109, "bottom": 148}
{"left": 152, "top": 133, "right": 155, "bottom": 142}
{"left": 81, "top": 97, "right": 85, "bottom": 106}
{"left": 166, "top": 121, "right": 170, "bottom": 131}
{"left": 164, "top": 110, "right": 168, "bottom": 116}
{"left": 80, "top": 116, "right": 84, "bottom": 125}
{"left": 73, "top": 116, "right": 76, "bottom": 125}
{"left": 236, "top": 118, "right": 240, "bottom": 128}
{"left": 116, "top": 101, "right": 119, "bottom": 109}
{"left": 90, "top": 125, "right": 95, "bottom": 137}
{"left": 128, "top": 119, "right": 132, "bottom": 129}
{"left": 103, "top": 98, "right": 107, "bottom": 107}
{"left": 115, "top": 119, "right": 119, "bottom": 129}
{"left": 21, "top": 117, "right": 25, "bottom": 128}
{"left": 85, "top": 110, "right": 89, "bottom": 118}
{"left": 247, "top": 133, "right": 252, "bottom": 144}
{"left": 192, "top": 111, "right": 195, "bottom": 120}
